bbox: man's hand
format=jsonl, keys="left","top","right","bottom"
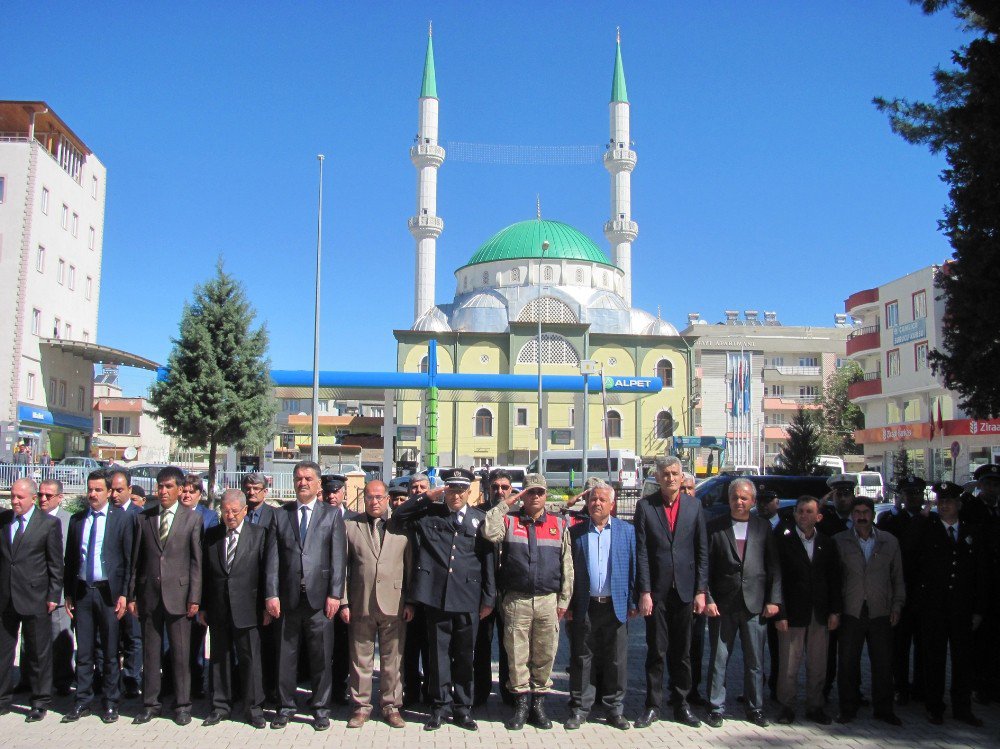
{"left": 775, "top": 619, "right": 789, "bottom": 632}
{"left": 704, "top": 603, "right": 720, "bottom": 618}
{"left": 693, "top": 592, "right": 706, "bottom": 615}
{"left": 114, "top": 596, "right": 127, "bottom": 621}
{"left": 65, "top": 600, "right": 74, "bottom": 619}
{"left": 186, "top": 603, "right": 199, "bottom": 618}
{"left": 566, "top": 488, "right": 590, "bottom": 509}
{"left": 827, "top": 613, "right": 840, "bottom": 631}
{"left": 127, "top": 601, "right": 138, "bottom": 618}
{"left": 762, "top": 603, "right": 779, "bottom": 619}
{"left": 638, "top": 592, "right": 653, "bottom": 617}
{"left": 889, "top": 610, "right": 900, "bottom": 627}
{"left": 339, "top": 607, "right": 351, "bottom": 624}
{"left": 403, "top": 604, "right": 415, "bottom": 622}
{"left": 263, "top": 612, "right": 273, "bottom": 626}
{"left": 973, "top": 613, "right": 984, "bottom": 631}
{"left": 46, "top": 602, "right": 57, "bottom": 614}
{"left": 479, "top": 605, "right": 493, "bottom": 620}
{"left": 557, "top": 607, "right": 567, "bottom": 620}
{"left": 426, "top": 487, "right": 447, "bottom": 503}
{"left": 265, "top": 597, "right": 281, "bottom": 620}
{"left": 325, "top": 597, "right": 341, "bottom": 620}
{"left": 507, "top": 489, "right": 529, "bottom": 507}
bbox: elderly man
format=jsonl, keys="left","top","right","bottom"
{"left": 201, "top": 490, "right": 274, "bottom": 729}
{"left": 704, "top": 478, "right": 782, "bottom": 728}
{"left": 633, "top": 455, "right": 708, "bottom": 729}
{"left": 394, "top": 468, "right": 496, "bottom": 731}
{"left": 482, "top": 473, "right": 572, "bottom": 730}
{"left": 565, "top": 484, "right": 635, "bottom": 730}
{"left": 681, "top": 473, "right": 696, "bottom": 496}
{"left": 341, "top": 481, "right": 412, "bottom": 729}
{"left": 834, "top": 497, "right": 904, "bottom": 726}
{"left": 0, "top": 478, "right": 63, "bottom": 722}
{"left": 401, "top": 472, "right": 431, "bottom": 706}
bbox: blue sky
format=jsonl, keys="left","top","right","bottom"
{"left": 5, "top": 2, "right": 969, "bottom": 396}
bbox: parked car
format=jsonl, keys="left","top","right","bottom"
{"left": 53, "top": 456, "right": 103, "bottom": 485}
{"left": 849, "top": 471, "right": 885, "bottom": 501}
{"left": 695, "top": 474, "right": 833, "bottom": 520}
{"left": 123, "top": 463, "right": 223, "bottom": 497}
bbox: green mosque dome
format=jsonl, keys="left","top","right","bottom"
{"left": 465, "top": 219, "right": 614, "bottom": 267}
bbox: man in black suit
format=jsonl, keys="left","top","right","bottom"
{"left": 201, "top": 489, "right": 275, "bottom": 729}
{"left": 322, "top": 473, "right": 358, "bottom": 705}
{"left": 108, "top": 468, "right": 143, "bottom": 699}
{"left": 774, "top": 495, "right": 841, "bottom": 725}
{"left": 62, "top": 470, "right": 134, "bottom": 724}
{"left": 704, "top": 478, "right": 782, "bottom": 729}
{"left": 0, "top": 478, "right": 63, "bottom": 722}
{"left": 400, "top": 473, "right": 432, "bottom": 706}
{"left": 242, "top": 472, "right": 278, "bottom": 704}
{"left": 264, "top": 460, "right": 346, "bottom": 731}
{"left": 32, "top": 479, "right": 74, "bottom": 696}
{"left": 633, "top": 456, "right": 708, "bottom": 729}
{"left": 394, "top": 468, "right": 496, "bottom": 731}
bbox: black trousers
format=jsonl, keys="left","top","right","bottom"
{"left": 568, "top": 600, "right": 628, "bottom": 715}
{"left": 73, "top": 582, "right": 121, "bottom": 708}
{"left": 403, "top": 604, "right": 429, "bottom": 702}
{"left": 140, "top": 605, "right": 191, "bottom": 711}
{"left": 260, "top": 619, "right": 279, "bottom": 701}
{"left": 0, "top": 606, "right": 51, "bottom": 709}
{"left": 690, "top": 613, "right": 706, "bottom": 694}
{"left": 971, "top": 611, "right": 1000, "bottom": 695}
{"left": 643, "top": 589, "right": 694, "bottom": 709}
{"left": 189, "top": 618, "right": 209, "bottom": 695}
{"left": 425, "top": 607, "right": 477, "bottom": 713}
{"left": 119, "top": 611, "right": 143, "bottom": 689}
{"left": 209, "top": 614, "right": 264, "bottom": 720}
{"left": 837, "top": 607, "right": 893, "bottom": 716}
{"left": 331, "top": 614, "right": 350, "bottom": 700}
{"left": 921, "top": 608, "right": 973, "bottom": 715}
{"left": 892, "top": 603, "right": 923, "bottom": 696}
{"left": 473, "top": 608, "right": 509, "bottom": 704}
{"left": 767, "top": 617, "right": 779, "bottom": 696}
{"left": 277, "top": 599, "right": 333, "bottom": 717}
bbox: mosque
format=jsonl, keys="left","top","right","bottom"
{"left": 393, "top": 30, "right": 691, "bottom": 471}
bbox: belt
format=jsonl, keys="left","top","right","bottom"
{"left": 590, "top": 596, "right": 611, "bottom": 603}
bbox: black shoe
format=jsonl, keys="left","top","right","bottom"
{"left": 202, "top": 710, "right": 227, "bottom": 727}
{"left": 927, "top": 711, "right": 944, "bottom": 725}
{"left": 453, "top": 713, "right": 478, "bottom": 731}
{"left": 249, "top": 715, "right": 267, "bottom": 729}
{"left": 313, "top": 716, "right": 330, "bottom": 731}
{"left": 874, "top": 712, "right": 902, "bottom": 726}
{"left": 505, "top": 695, "right": 530, "bottom": 730}
{"left": 954, "top": 711, "right": 984, "bottom": 727}
{"left": 607, "top": 714, "right": 630, "bottom": 730}
{"left": 805, "top": 709, "right": 831, "bottom": 725}
{"left": 424, "top": 710, "right": 443, "bottom": 731}
{"left": 835, "top": 712, "right": 855, "bottom": 724}
{"left": 776, "top": 707, "right": 794, "bottom": 725}
{"left": 746, "top": 710, "right": 770, "bottom": 727}
{"left": 25, "top": 708, "right": 46, "bottom": 723}
{"left": 688, "top": 691, "right": 707, "bottom": 706}
{"left": 123, "top": 684, "right": 141, "bottom": 700}
{"left": 132, "top": 707, "right": 160, "bottom": 724}
{"left": 705, "top": 711, "right": 724, "bottom": 728}
{"left": 674, "top": 705, "right": 701, "bottom": 728}
{"left": 270, "top": 714, "right": 289, "bottom": 729}
{"left": 529, "top": 694, "right": 552, "bottom": 730}
{"left": 564, "top": 711, "right": 587, "bottom": 730}
{"left": 174, "top": 710, "right": 191, "bottom": 726}
{"left": 61, "top": 705, "right": 92, "bottom": 723}
{"left": 101, "top": 707, "right": 119, "bottom": 724}
{"left": 894, "top": 690, "right": 910, "bottom": 706}
{"left": 633, "top": 707, "right": 659, "bottom": 728}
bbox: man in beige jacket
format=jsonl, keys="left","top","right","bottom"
{"left": 340, "top": 480, "right": 413, "bottom": 729}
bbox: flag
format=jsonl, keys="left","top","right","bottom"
{"left": 928, "top": 403, "right": 935, "bottom": 440}
{"left": 937, "top": 400, "right": 944, "bottom": 432}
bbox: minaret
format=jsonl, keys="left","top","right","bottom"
{"left": 603, "top": 29, "right": 638, "bottom": 307}
{"left": 410, "top": 23, "right": 445, "bottom": 322}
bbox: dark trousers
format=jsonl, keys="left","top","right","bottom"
{"left": 707, "top": 606, "right": 767, "bottom": 713}
{"left": 260, "top": 619, "right": 279, "bottom": 701}
{"left": 119, "top": 611, "right": 142, "bottom": 690}
{"left": 277, "top": 599, "right": 333, "bottom": 717}
{"left": 140, "top": 605, "right": 192, "bottom": 711}
{"left": 568, "top": 600, "right": 628, "bottom": 715}
{"left": 643, "top": 589, "right": 694, "bottom": 709}
{"left": 892, "top": 603, "right": 923, "bottom": 696}
{"left": 473, "top": 608, "right": 509, "bottom": 705}
{"left": 17, "top": 606, "right": 72, "bottom": 692}
{"left": 690, "top": 613, "right": 706, "bottom": 694}
{"left": 766, "top": 618, "right": 779, "bottom": 696}
{"left": 331, "top": 614, "right": 350, "bottom": 700}
{"left": 73, "top": 583, "right": 122, "bottom": 708}
{"left": 425, "top": 607, "right": 477, "bottom": 713}
{"left": 971, "top": 612, "right": 1000, "bottom": 696}
{"left": 190, "top": 618, "right": 208, "bottom": 696}
{"left": 0, "top": 606, "right": 51, "bottom": 709}
{"left": 403, "top": 604, "right": 429, "bottom": 702}
{"left": 210, "top": 616, "right": 264, "bottom": 720}
{"left": 837, "top": 607, "right": 893, "bottom": 716}
{"left": 921, "top": 609, "right": 973, "bottom": 716}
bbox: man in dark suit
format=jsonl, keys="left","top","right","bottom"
{"left": 62, "top": 470, "right": 134, "bottom": 724}
{"left": 399, "top": 473, "right": 432, "bottom": 706}
{"left": 565, "top": 485, "right": 636, "bottom": 730}
{"left": 264, "top": 460, "right": 346, "bottom": 731}
{"left": 108, "top": 468, "right": 143, "bottom": 699}
{"left": 774, "top": 495, "right": 841, "bottom": 726}
{"left": 128, "top": 465, "right": 203, "bottom": 726}
{"left": 201, "top": 489, "right": 275, "bottom": 729}
{"left": 633, "top": 455, "right": 708, "bottom": 729}
{"left": 322, "top": 472, "right": 358, "bottom": 705}
{"left": 242, "top": 472, "right": 278, "bottom": 704}
{"left": 394, "top": 468, "right": 496, "bottom": 731}
{"left": 0, "top": 478, "right": 63, "bottom": 722}
{"left": 179, "top": 474, "right": 219, "bottom": 699}
{"left": 704, "top": 478, "right": 782, "bottom": 729}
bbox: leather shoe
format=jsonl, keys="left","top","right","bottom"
{"left": 347, "top": 710, "right": 368, "bottom": 728}
{"left": 674, "top": 705, "right": 701, "bottom": 727}
{"left": 564, "top": 711, "right": 587, "bottom": 730}
{"left": 746, "top": 710, "right": 769, "bottom": 727}
{"left": 874, "top": 712, "right": 902, "bottom": 726}
{"left": 835, "top": 712, "right": 855, "bottom": 724}
{"left": 249, "top": 715, "right": 266, "bottom": 729}
{"left": 25, "top": 708, "right": 46, "bottom": 723}
{"left": 453, "top": 713, "right": 478, "bottom": 731}
{"left": 269, "top": 714, "right": 289, "bottom": 729}
{"left": 101, "top": 707, "right": 119, "bottom": 724}
{"left": 927, "top": 712, "right": 943, "bottom": 725}
{"left": 805, "top": 709, "right": 831, "bottom": 725}
{"left": 384, "top": 710, "right": 406, "bottom": 728}
{"left": 954, "top": 711, "right": 984, "bottom": 727}
{"left": 705, "top": 711, "right": 724, "bottom": 728}
{"left": 633, "top": 707, "right": 659, "bottom": 728}
{"left": 174, "top": 710, "right": 191, "bottom": 726}
{"left": 607, "top": 714, "right": 630, "bottom": 730}
{"left": 132, "top": 708, "right": 160, "bottom": 724}
{"left": 424, "top": 710, "right": 443, "bottom": 731}
{"left": 313, "top": 716, "right": 330, "bottom": 731}
{"left": 61, "top": 705, "right": 92, "bottom": 722}
{"left": 776, "top": 707, "right": 794, "bottom": 725}
{"left": 202, "top": 710, "right": 227, "bottom": 727}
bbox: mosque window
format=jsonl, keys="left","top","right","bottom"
{"left": 516, "top": 333, "right": 580, "bottom": 366}
{"left": 655, "top": 411, "right": 674, "bottom": 439}
{"left": 655, "top": 359, "right": 674, "bottom": 388}
{"left": 606, "top": 410, "right": 622, "bottom": 439}
{"left": 482, "top": 271, "right": 488, "bottom": 285}
{"left": 543, "top": 266, "right": 553, "bottom": 282}
{"left": 474, "top": 408, "right": 493, "bottom": 437}
{"left": 419, "top": 355, "right": 429, "bottom": 374}
{"left": 575, "top": 268, "right": 583, "bottom": 283}
{"left": 516, "top": 296, "right": 578, "bottom": 324}
{"left": 512, "top": 268, "right": 520, "bottom": 283}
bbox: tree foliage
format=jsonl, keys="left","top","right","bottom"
{"left": 874, "top": 1, "right": 1000, "bottom": 417}
{"left": 817, "top": 361, "right": 865, "bottom": 456}
{"left": 148, "top": 260, "right": 276, "bottom": 501}
{"left": 892, "top": 444, "right": 913, "bottom": 484}
{"left": 775, "top": 408, "right": 821, "bottom": 475}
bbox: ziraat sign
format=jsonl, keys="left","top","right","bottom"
{"left": 970, "top": 420, "right": 1000, "bottom": 435}
{"left": 882, "top": 426, "right": 915, "bottom": 441}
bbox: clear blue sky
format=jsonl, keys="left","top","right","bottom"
{"left": 5, "top": 2, "right": 969, "bottom": 396}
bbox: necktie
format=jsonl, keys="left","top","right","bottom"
{"left": 299, "top": 505, "right": 310, "bottom": 545}
{"left": 12, "top": 515, "right": 25, "bottom": 546}
{"left": 371, "top": 518, "right": 382, "bottom": 555}
{"left": 452, "top": 511, "right": 462, "bottom": 530}
{"left": 949, "top": 525, "right": 957, "bottom": 543}
{"left": 226, "top": 529, "right": 238, "bottom": 571}
{"left": 86, "top": 511, "right": 103, "bottom": 584}
{"left": 159, "top": 509, "right": 170, "bottom": 544}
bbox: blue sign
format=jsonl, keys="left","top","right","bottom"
{"left": 672, "top": 436, "right": 727, "bottom": 450}
{"left": 18, "top": 404, "right": 93, "bottom": 431}
{"left": 892, "top": 318, "right": 926, "bottom": 345}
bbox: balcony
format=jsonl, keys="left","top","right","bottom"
{"left": 763, "top": 395, "right": 821, "bottom": 411}
{"left": 848, "top": 370, "right": 882, "bottom": 400}
{"left": 845, "top": 287, "right": 879, "bottom": 314}
{"left": 846, "top": 324, "right": 881, "bottom": 356}
{"left": 409, "top": 143, "right": 445, "bottom": 167}
{"left": 408, "top": 215, "right": 444, "bottom": 237}
{"left": 763, "top": 426, "right": 790, "bottom": 440}
{"left": 764, "top": 365, "right": 822, "bottom": 380}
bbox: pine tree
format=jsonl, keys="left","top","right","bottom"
{"left": 892, "top": 445, "right": 912, "bottom": 485}
{"left": 148, "top": 260, "right": 276, "bottom": 503}
{"left": 775, "top": 408, "right": 821, "bottom": 475}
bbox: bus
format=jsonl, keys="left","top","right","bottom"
{"left": 525, "top": 449, "right": 642, "bottom": 493}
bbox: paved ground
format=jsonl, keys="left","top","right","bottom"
{"left": 2, "top": 621, "right": 997, "bottom": 748}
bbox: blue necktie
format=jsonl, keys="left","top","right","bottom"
{"left": 86, "top": 511, "right": 103, "bottom": 584}
{"left": 299, "top": 505, "right": 309, "bottom": 545}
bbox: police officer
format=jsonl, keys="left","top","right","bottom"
{"left": 960, "top": 464, "right": 1000, "bottom": 525}
{"left": 905, "top": 481, "right": 987, "bottom": 726}
{"left": 393, "top": 468, "right": 496, "bottom": 731}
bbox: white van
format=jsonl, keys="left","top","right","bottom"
{"left": 815, "top": 455, "right": 846, "bottom": 476}
{"left": 525, "top": 449, "right": 641, "bottom": 492}
{"left": 849, "top": 471, "right": 885, "bottom": 501}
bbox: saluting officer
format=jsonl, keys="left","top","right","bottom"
{"left": 906, "top": 481, "right": 988, "bottom": 727}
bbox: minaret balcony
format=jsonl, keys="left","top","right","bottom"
{"left": 602, "top": 147, "right": 637, "bottom": 172}
{"left": 410, "top": 143, "right": 446, "bottom": 167}
{"left": 604, "top": 218, "right": 638, "bottom": 242}
{"left": 408, "top": 215, "right": 444, "bottom": 238}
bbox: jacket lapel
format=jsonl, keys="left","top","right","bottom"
{"left": 13, "top": 511, "right": 39, "bottom": 555}
{"left": 653, "top": 495, "right": 672, "bottom": 539}
{"left": 724, "top": 522, "right": 738, "bottom": 560}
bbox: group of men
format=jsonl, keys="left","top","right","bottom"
{"left": 1, "top": 455, "right": 998, "bottom": 735}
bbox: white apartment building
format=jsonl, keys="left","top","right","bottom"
{"left": 845, "top": 263, "right": 999, "bottom": 484}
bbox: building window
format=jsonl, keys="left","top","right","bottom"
{"left": 606, "top": 410, "right": 622, "bottom": 439}
{"left": 885, "top": 300, "right": 899, "bottom": 328}
{"left": 915, "top": 341, "right": 928, "bottom": 370}
{"left": 569, "top": 407, "right": 575, "bottom": 427}
{"left": 887, "top": 348, "right": 901, "bottom": 378}
{"left": 102, "top": 416, "right": 131, "bottom": 435}
{"left": 655, "top": 411, "right": 674, "bottom": 439}
{"left": 282, "top": 398, "right": 299, "bottom": 412}
{"left": 53, "top": 317, "right": 61, "bottom": 338}
{"left": 482, "top": 271, "right": 488, "bottom": 285}
{"left": 419, "top": 355, "right": 429, "bottom": 373}
{"left": 655, "top": 359, "right": 674, "bottom": 387}
{"left": 82, "top": 330, "right": 89, "bottom": 342}
{"left": 765, "top": 385, "right": 785, "bottom": 397}
{"left": 799, "top": 385, "right": 818, "bottom": 398}
{"left": 61, "top": 204, "right": 69, "bottom": 229}
{"left": 41, "top": 188, "right": 49, "bottom": 214}
{"left": 515, "top": 407, "right": 528, "bottom": 426}
{"left": 57, "top": 258, "right": 65, "bottom": 284}
{"left": 912, "top": 290, "right": 927, "bottom": 320}
{"left": 58, "top": 381, "right": 67, "bottom": 408}
{"left": 31, "top": 308, "right": 41, "bottom": 335}
{"left": 771, "top": 356, "right": 784, "bottom": 367}
{"left": 71, "top": 213, "right": 79, "bottom": 237}
{"left": 36, "top": 245, "right": 45, "bottom": 272}
{"left": 0, "top": 175, "right": 4, "bottom": 203}
{"left": 68, "top": 265, "right": 76, "bottom": 290}
{"left": 88, "top": 226, "right": 95, "bottom": 250}
{"left": 576, "top": 268, "right": 583, "bottom": 283}
{"left": 85, "top": 276, "right": 93, "bottom": 299}
{"left": 799, "top": 356, "right": 818, "bottom": 367}
{"left": 474, "top": 408, "right": 493, "bottom": 437}
{"left": 48, "top": 378, "right": 56, "bottom": 400}
{"left": 516, "top": 333, "right": 580, "bottom": 366}
{"left": 65, "top": 323, "right": 72, "bottom": 339}
{"left": 543, "top": 266, "right": 553, "bottom": 282}
{"left": 78, "top": 386, "right": 85, "bottom": 411}
{"left": 26, "top": 373, "right": 35, "bottom": 399}
{"left": 511, "top": 268, "right": 520, "bottom": 283}
{"left": 92, "top": 176, "right": 98, "bottom": 198}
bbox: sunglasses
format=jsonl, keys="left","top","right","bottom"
{"left": 491, "top": 483, "right": 512, "bottom": 491}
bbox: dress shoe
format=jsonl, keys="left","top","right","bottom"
{"left": 606, "top": 714, "right": 630, "bottom": 730}
{"left": 954, "top": 711, "right": 984, "bottom": 727}
{"left": 633, "top": 707, "right": 659, "bottom": 728}
{"left": 174, "top": 710, "right": 191, "bottom": 726}
{"left": 269, "top": 714, "right": 289, "bottom": 729}
{"left": 688, "top": 691, "right": 707, "bottom": 706}
{"left": 874, "top": 712, "right": 902, "bottom": 726}
{"left": 775, "top": 707, "right": 794, "bottom": 725}
{"left": 249, "top": 715, "right": 267, "bottom": 729}
{"left": 202, "top": 710, "right": 227, "bottom": 727}
{"left": 384, "top": 709, "right": 406, "bottom": 728}
{"left": 100, "top": 707, "right": 119, "bottom": 724}
{"left": 424, "top": 710, "right": 443, "bottom": 731}
{"left": 564, "top": 711, "right": 587, "bottom": 730}
{"left": 453, "top": 713, "right": 478, "bottom": 731}
{"left": 132, "top": 707, "right": 160, "bottom": 724}
{"left": 61, "top": 705, "right": 92, "bottom": 722}
{"left": 746, "top": 710, "right": 770, "bottom": 727}
{"left": 25, "top": 708, "right": 46, "bottom": 723}
{"left": 529, "top": 694, "right": 552, "bottom": 729}
{"left": 705, "top": 711, "right": 724, "bottom": 728}
{"left": 927, "top": 711, "right": 944, "bottom": 725}
{"left": 347, "top": 710, "right": 368, "bottom": 728}
{"left": 805, "top": 708, "right": 831, "bottom": 725}
{"left": 674, "top": 705, "right": 701, "bottom": 727}
{"left": 313, "top": 715, "right": 330, "bottom": 731}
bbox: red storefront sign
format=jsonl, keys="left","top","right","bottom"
{"left": 856, "top": 417, "right": 1000, "bottom": 445}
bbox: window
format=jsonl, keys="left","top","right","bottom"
{"left": 91, "top": 176, "right": 98, "bottom": 198}
{"left": 57, "top": 258, "right": 65, "bottom": 284}
{"left": 68, "top": 265, "right": 76, "bottom": 290}
{"left": 887, "top": 349, "right": 901, "bottom": 378}
{"left": 474, "top": 408, "right": 493, "bottom": 437}
{"left": 36, "top": 245, "right": 45, "bottom": 272}
{"left": 799, "top": 356, "right": 818, "bottom": 367}
{"left": 655, "top": 359, "right": 674, "bottom": 388}
{"left": 655, "top": 411, "right": 674, "bottom": 439}
{"left": 885, "top": 300, "right": 899, "bottom": 328}
{"left": 575, "top": 268, "right": 583, "bottom": 283}
{"left": 771, "top": 356, "right": 785, "bottom": 367}
{"left": 543, "top": 266, "right": 552, "bottom": 282}
{"left": 41, "top": 188, "right": 49, "bottom": 214}
{"left": 915, "top": 341, "right": 929, "bottom": 370}
{"left": 569, "top": 407, "right": 575, "bottom": 427}
{"left": 31, "top": 308, "right": 40, "bottom": 335}
{"left": 65, "top": 323, "right": 72, "bottom": 339}
{"left": 85, "top": 276, "right": 93, "bottom": 299}
{"left": 58, "top": 381, "right": 67, "bottom": 408}
{"left": 78, "top": 386, "right": 85, "bottom": 412}
{"left": 48, "top": 378, "right": 56, "bottom": 400}
{"left": 71, "top": 213, "right": 79, "bottom": 237}
{"left": 515, "top": 407, "right": 528, "bottom": 426}
{"left": 88, "top": 226, "right": 95, "bottom": 250}
{"left": 53, "top": 317, "right": 61, "bottom": 338}
{"left": 799, "top": 385, "right": 818, "bottom": 397}
{"left": 61, "top": 204, "right": 69, "bottom": 229}
{"left": 511, "top": 268, "right": 520, "bottom": 283}
{"left": 912, "top": 290, "right": 927, "bottom": 320}
{"left": 481, "top": 271, "right": 488, "bottom": 285}
{"left": 102, "top": 416, "right": 131, "bottom": 435}
{"left": 282, "top": 399, "right": 299, "bottom": 412}
{"left": 26, "top": 373, "right": 35, "bottom": 399}
{"left": 82, "top": 330, "right": 89, "bottom": 342}
{"left": 606, "top": 410, "right": 622, "bottom": 439}
{"left": 418, "top": 355, "right": 429, "bottom": 374}
{"left": 766, "top": 385, "right": 785, "bottom": 397}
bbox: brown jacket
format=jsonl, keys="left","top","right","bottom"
{"left": 342, "top": 513, "right": 411, "bottom": 618}
{"left": 834, "top": 528, "right": 905, "bottom": 619}
{"left": 130, "top": 502, "right": 203, "bottom": 616}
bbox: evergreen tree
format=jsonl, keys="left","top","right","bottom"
{"left": 775, "top": 408, "right": 821, "bottom": 475}
{"left": 817, "top": 361, "right": 865, "bottom": 456}
{"left": 148, "top": 260, "right": 276, "bottom": 502}
{"left": 875, "top": 1, "right": 1000, "bottom": 417}
{"left": 892, "top": 444, "right": 912, "bottom": 484}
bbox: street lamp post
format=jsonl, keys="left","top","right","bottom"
{"left": 537, "top": 240, "right": 549, "bottom": 475}
{"left": 311, "top": 154, "right": 324, "bottom": 463}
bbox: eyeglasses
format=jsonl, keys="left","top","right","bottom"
{"left": 37, "top": 492, "right": 58, "bottom": 499}
{"left": 244, "top": 486, "right": 265, "bottom": 493}
{"left": 366, "top": 495, "right": 388, "bottom": 501}
{"left": 491, "top": 483, "right": 512, "bottom": 491}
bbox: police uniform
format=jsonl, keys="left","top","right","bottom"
{"left": 905, "top": 482, "right": 987, "bottom": 725}
{"left": 392, "top": 468, "right": 496, "bottom": 729}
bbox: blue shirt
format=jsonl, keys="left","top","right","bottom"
{"left": 9, "top": 505, "right": 34, "bottom": 542}
{"left": 80, "top": 507, "right": 108, "bottom": 581}
{"left": 854, "top": 527, "right": 877, "bottom": 563}
{"left": 586, "top": 520, "right": 612, "bottom": 597}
